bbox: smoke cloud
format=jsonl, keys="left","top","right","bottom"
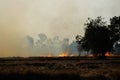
{"left": 0, "top": 0, "right": 120, "bottom": 57}
{"left": 26, "top": 33, "right": 70, "bottom": 56}
{"left": 26, "top": 33, "right": 88, "bottom": 56}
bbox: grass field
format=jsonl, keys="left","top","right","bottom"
{"left": 0, "top": 56, "right": 120, "bottom": 80}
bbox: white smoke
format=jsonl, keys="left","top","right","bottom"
{"left": 26, "top": 33, "right": 88, "bottom": 56}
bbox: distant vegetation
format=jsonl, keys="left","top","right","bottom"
{"left": 26, "top": 33, "right": 80, "bottom": 56}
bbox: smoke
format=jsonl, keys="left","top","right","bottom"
{"left": 69, "top": 41, "right": 79, "bottom": 55}
{"left": 0, "top": 0, "right": 29, "bottom": 57}
{"left": 26, "top": 33, "right": 70, "bottom": 56}
{"left": 26, "top": 33, "right": 87, "bottom": 56}
{"left": 0, "top": 0, "right": 120, "bottom": 57}
{"left": 26, "top": 36, "right": 34, "bottom": 48}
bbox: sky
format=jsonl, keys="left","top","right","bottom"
{"left": 0, "top": 0, "right": 120, "bottom": 57}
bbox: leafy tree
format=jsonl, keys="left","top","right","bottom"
{"left": 109, "top": 16, "right": 120, "bottom": 42}
{"left": 76, "top": 16, "right": 120, "bottom": 58}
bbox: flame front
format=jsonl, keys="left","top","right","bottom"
{"left": 59, "top": 51, "right": 69, "bottom": 57}
{"left": 47, "top": 53, "right": 52, "bottom": 57}
{"left": 88, "top": 54, "right": 94, "bottom": 57}
{"left": 105, "top": 52, "right": 114, "bottom": 56}
{"left": 88, "top": 52, "right": 114, "bottom": 57}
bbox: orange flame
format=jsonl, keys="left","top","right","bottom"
{"left": 47, "top": 53, "right": 52, "bottom": 57}
{"left": 88, "top": 52, "right": 114, "bottom": 57}
{"left": 59, "top": 51, "right": 69, "bottom": 57}
{"left": 88, "top": 54, "right": 94, "bottom": 57}
{"left": 105, "top": 52, "right": 114, "bottom": 56}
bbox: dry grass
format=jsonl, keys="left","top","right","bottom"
{"left": 0, "top": 57, "right": 120, "bottom": 80}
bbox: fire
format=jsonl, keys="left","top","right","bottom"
{"left": 59, "top": 51, "right": 69, "bottom": 57}
{"left": 70, "top": 54, "right": 74, "bottom": 56}
{"left": 88, "top": 54, "right": 94, "bottom": 57}
{"left": 47, "top": 53, "right": 52, "bottom": 57}
{"left": 88, "top": 52, "right": 114, "bottom": 57}
{"left": 105, "top": 52, "right": 114, "bottom": 56}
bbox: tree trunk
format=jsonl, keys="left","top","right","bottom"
{"left": 101, "top": 52, "right": 106, "bottom": 59}
{"left": 97, "top": 52, "right": 106, "bottom": 59}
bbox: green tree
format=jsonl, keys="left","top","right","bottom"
{"left": 76, "top": 16, "right": 120, "bottom": 58}
{"left": 109, "top": 16, "right": 120, "bottom": 43}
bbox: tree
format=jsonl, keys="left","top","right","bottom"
{"left": 76, "top": 16, "right": 120, "bottom": 58}
{"left": 109, "top": 16, "right": 120, "bottom": 43}
{"left": 26, "top": 35, "right": 34, "bottom": 48}
{"left": 75, "top": 35, "right": 83, "bottom": 56}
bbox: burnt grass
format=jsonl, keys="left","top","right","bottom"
{"left": 0, "top": 56, "right": 120, "bottom": 80}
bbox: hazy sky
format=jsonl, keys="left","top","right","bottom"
{"left": 0, "top": 0, "right": 120, "bottom": 57}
